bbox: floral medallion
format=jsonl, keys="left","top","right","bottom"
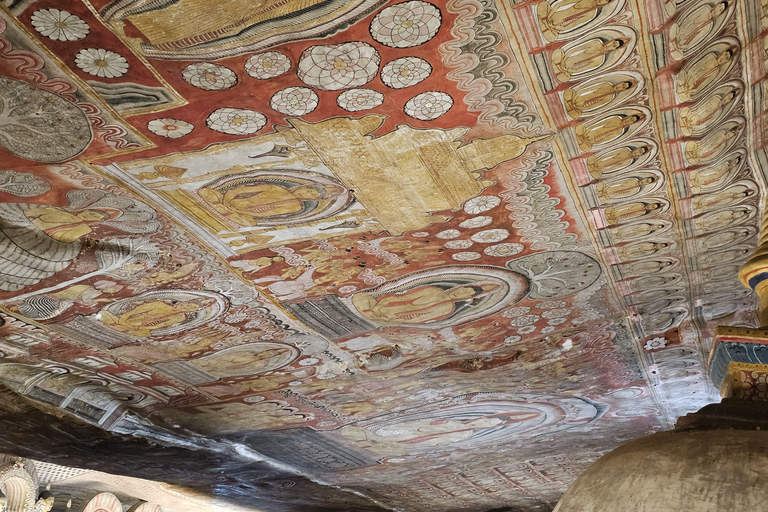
{"left": 297, "top": 42, "right": 380, "bottom": 91}
{"left": 182, "top": 63, "right": 238, "bottom": 91}
{"left": 206, "top": 108, "right": 266, "bottom": 135}
{"left": 370, "top": 1, "right": 442, "bottom": 48}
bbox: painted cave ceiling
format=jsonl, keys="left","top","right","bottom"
{"left": 0, "top": 0, "right": 764, "bottom": 510}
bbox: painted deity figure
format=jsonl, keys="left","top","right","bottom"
{"left": 564, "top": 80, "right": 634, "bottom": 118}
{"left": 537, "top": 0, "right": 617, "bottom": 41}
{"left": 587, "top": 145, "right": 651, "bottom": 179}
{"left": 575, "top": 113, "right": 644, "bottom": 151}
{"left": 689, "top": 154, "right": 741, "bottom": 193}
{"left": 603, "top": 200, "right": 664, "bottom": 225}
{"left": 623, "top": 259, "right": 676, "bottom": 275}
{"left": 551, "top": 37, "right": 629, "bottom": 83}
{"left": 612, "top": 221, "right": 669, "bottom": 240}
{"left": 617, "top": 241, "right": 671, "bottom": 262}
{"left": 676, "top": 45, "right": 738, "bottom": 101}
{"left": 691, "top": 186, "right": 755, "bottom": 214}
{"left": 684, "top": 125, "right": 740, "bottom": 165}
{"left": 352, "top": 283, "right": 502, "bottom": 326}
{"left": 596, "top": 175, "right": 656, "bottom": 202}
{"left": 99, "top": 297, "right": 214, "bottom": 337}
{"left": 693, "top": 207, "right": 752, "bottom": 233}
{"left": 679, "top": 88, "right": 737, "bottom": 136}
{"left": 670, "top": 1, "right": 730, "bottom": 60}
{"left": 198, "top": 171, "right": 346, "bottom": 227}
{"left": 0, "top": 190, "right": 160, "bottom": 292}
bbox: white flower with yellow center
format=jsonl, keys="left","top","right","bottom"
{"left": 75, "top": 48, "right": 128, "bottom": 78}
{"left": 31, "top": 9, "right": 89, "bottom": 41}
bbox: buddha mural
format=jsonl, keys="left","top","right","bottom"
{"left": 595, "top": 172, "right": 661, "bottom": 203}
{"left": 603, "top": 200, "right": 667, "bottom": 225}
{"left": 575, "top": 111, "right": 646, "bottom": 151}
{"left": 692, "top": 205, "right": 755, "bottom": 234}
{"left": 670, "top": 0, "right": 731, "bottom": 60}
{"left": 551, "top": 34, "right": 631, "bottom": 82}
{"left": 684, "top": 121, "right": 742, "bottom": 165}
{"left": 689, "top": 152, "right": 744, "bottom": 193}
{"left": 537, "top": 0, "right": 621, "bottom": 42}
{"left": 587, "top": 143, "right": 654, "bottom": 179}
{"left": 676, "top": 41, "right": 739, "bottom": 101}
{"left": 564, "top": 78, "right": 636, "bottom": 119}
{"left": 611, "top": 221, "right": 671, "bottom": 241}
{"left": 690, "top": 182, "right": 756, "bottom": 214}
{"left": 679, "top": 83, "right": 740, "bottom": 136}
{"left": 350, "top": 266, "right": 528, "bottom": 329}
{"left": 198, "top": 168, "right": 351, "bottom": 227}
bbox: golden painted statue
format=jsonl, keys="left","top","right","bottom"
{"left": 575, "top": 113, "right": 644, "bottom": 151}
{"left": 676, "top": 45, "right": 738, "bottom": 101}
{"left": 587, "top": 145, "right": 651, "bottom": 179}
{"left": 564, "top": 80, "right": 634, "bottom": 118}
{"left": 536, "top": 0, "right": 617, "bottom": 42}
{"left": 352, "top": 283, "right": 502, "bottom": 326}
{"left": 670, "top": 1, "right": 730, "bottom": 60}
{"left": 551, "top": 37, "right": 629, "bottom": 82}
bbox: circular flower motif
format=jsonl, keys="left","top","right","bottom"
{"left": 459, "top": 216, "right": 493, "bottom": 229}
{"left": 444, "top": 239, "right": 473, "bottom": 249}
{"left": 510, "top": 314, "right": 540, "bottom": 326}
{"left": 270, "top": 87, "right": 319, "bottom": 116}
{"left": 31, "top": 9, "right": 89, "bottom": 41}
{"left": 289, "top": 381, "right": 303, "bottom": 386}
{"left": 182, "top": 62, "right": 237, "bottom": 91}
{"left": 404, "top": 91, "right": 453, "bottom": 120}
{"left": 245, "top": 51, "right": 291, "bottom": 79}
{"left": 541, "top": 308, "right": 571, "bottom": 319}
{"left": 518, "top": 325, "right": 537, "bottom": 334}
{"left": 75, "top": 48, "right": 128, "bottom": 78}
{"left": 370, "top": 1, "right": 442, "bottom": 48}
{"left": 299, "top": 357, "right": 319, "bottom": 366}
{"left": 206, "top": 108, "right": 267, "bottom": 135}
{"left": 537, "top": 300, "right": 568, "bottom": 309}
{"left": 147, "top": 118, "right": 194, "bottom": 139}
{"left": 503, "top": 335, "right": 522, "bottom": 345}
{"left": 381, "top": 57, "right": 432, "bottom": 89}
{"left": 644, "top": 336, "right": 667, "bottom": 351}
{"left": 471, "top": 229, "right": 509, "bottom": 243}
{"left": 337, "top": 88, "right": 385, "bottom": 112}
{"left": 541, "top": 326, "right": 555, "bottom": 334}
{"left": 464, "top": 195, "right": 501, "bottom": 214}
{"left": 297, "top": 42, "right": 381, "bottom": 91}
{"left": 484, "top": 243, "right": 524, "bottom": 257}
{"left": 436, "top": 229, "right": 460, "bottom": 239}
{"left": 502, "top": 306, "right": 531, "bottom": 318}
{"left": 548, "top": 318, "right": 567, "bottom": 326}
{"left": 317, "top": 373, "right": 337, "bottom": 380}
{"left": 452, "top": 251, "right": 481, "bottom": 261}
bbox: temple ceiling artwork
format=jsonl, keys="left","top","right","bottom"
{"left": 0, "top": 0, "right": 765, "bottom": 510}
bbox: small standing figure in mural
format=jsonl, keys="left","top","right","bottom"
{"left": 689, "top": 153, "right": 742, "bottom": 193}
{"left": 537, "top": 0, "right": 619, "bottom": 42}
{"left": 563, "top": 79, "right": 635, "bottom": 119}
{"left": 596, "top": 174, "right": 658, "bottom": 202}
{"left": 676, "top": 43, "right": 738, "bottom": 101}
{"left": 551, "top": 36, "right": 629, "bottom": 83}
{"left": 669, "top": 1, "right": 730, "bottom": 60}
{"left": 0, "top": 190, "right": 161, "bottom": 292}
{"left": 684, "top": 123, "right": 741, "bottom": 165}
{"left": 587, "top": 144, "right": 652, "bottom": 179}
{"left": 198, "top": 168, "right": 350, "bottom": 227}
{"left": 575, "top": 112, "right": 645, "bottom": 151}
{"left": 691, "top": 184, "right": 756, "bottom": 214}
{"left": 603, "top": 200, "right": 665, "bottom": 225}
{"left": 679, "top": 85, "right": 738, "bottom": 136}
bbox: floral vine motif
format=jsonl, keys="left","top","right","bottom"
{"left": 75, "top": 48, "right": 128, "bottom": 78}
{"left": 337, "top": 88, "right": 385, "bottom": 111}
{"left": 182, "top": 63, "right": 238, "bottom": 91}
{"left": 31, "top": 9, "right": 89, "bottom": 41}
{"left": 245, "top": 51, "right": 291, "bottom": 80}
{"left": 147, "top": 118, "right": 194, "bottom": 139}
{"left": 404, "top": 91, "right": 453, "bottom": 120}
{"left": 380, "top": 56, "right": 432, "bottom": 89}
{"left": 206, "top": 108, "right": 266, "bottom": 135}
{"left": 270, "top": 87, "right": 319, "bottom": 116}
{"left": 297, "top": 42, "right": 381, "bottom": 91}
{"left": 370, "top": 1, "right": 442, "bottom": 48}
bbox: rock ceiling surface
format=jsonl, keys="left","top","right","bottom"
{"left": 0, "top": 0, "right": 764, "bottom": 510}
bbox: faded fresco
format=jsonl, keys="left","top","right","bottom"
{"left": 0, "top": 0, "right": 764, "bottom": 510}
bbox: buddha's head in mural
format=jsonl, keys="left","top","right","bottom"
{"left": 198, "top": 169, "right": 351, "bottom": 227}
